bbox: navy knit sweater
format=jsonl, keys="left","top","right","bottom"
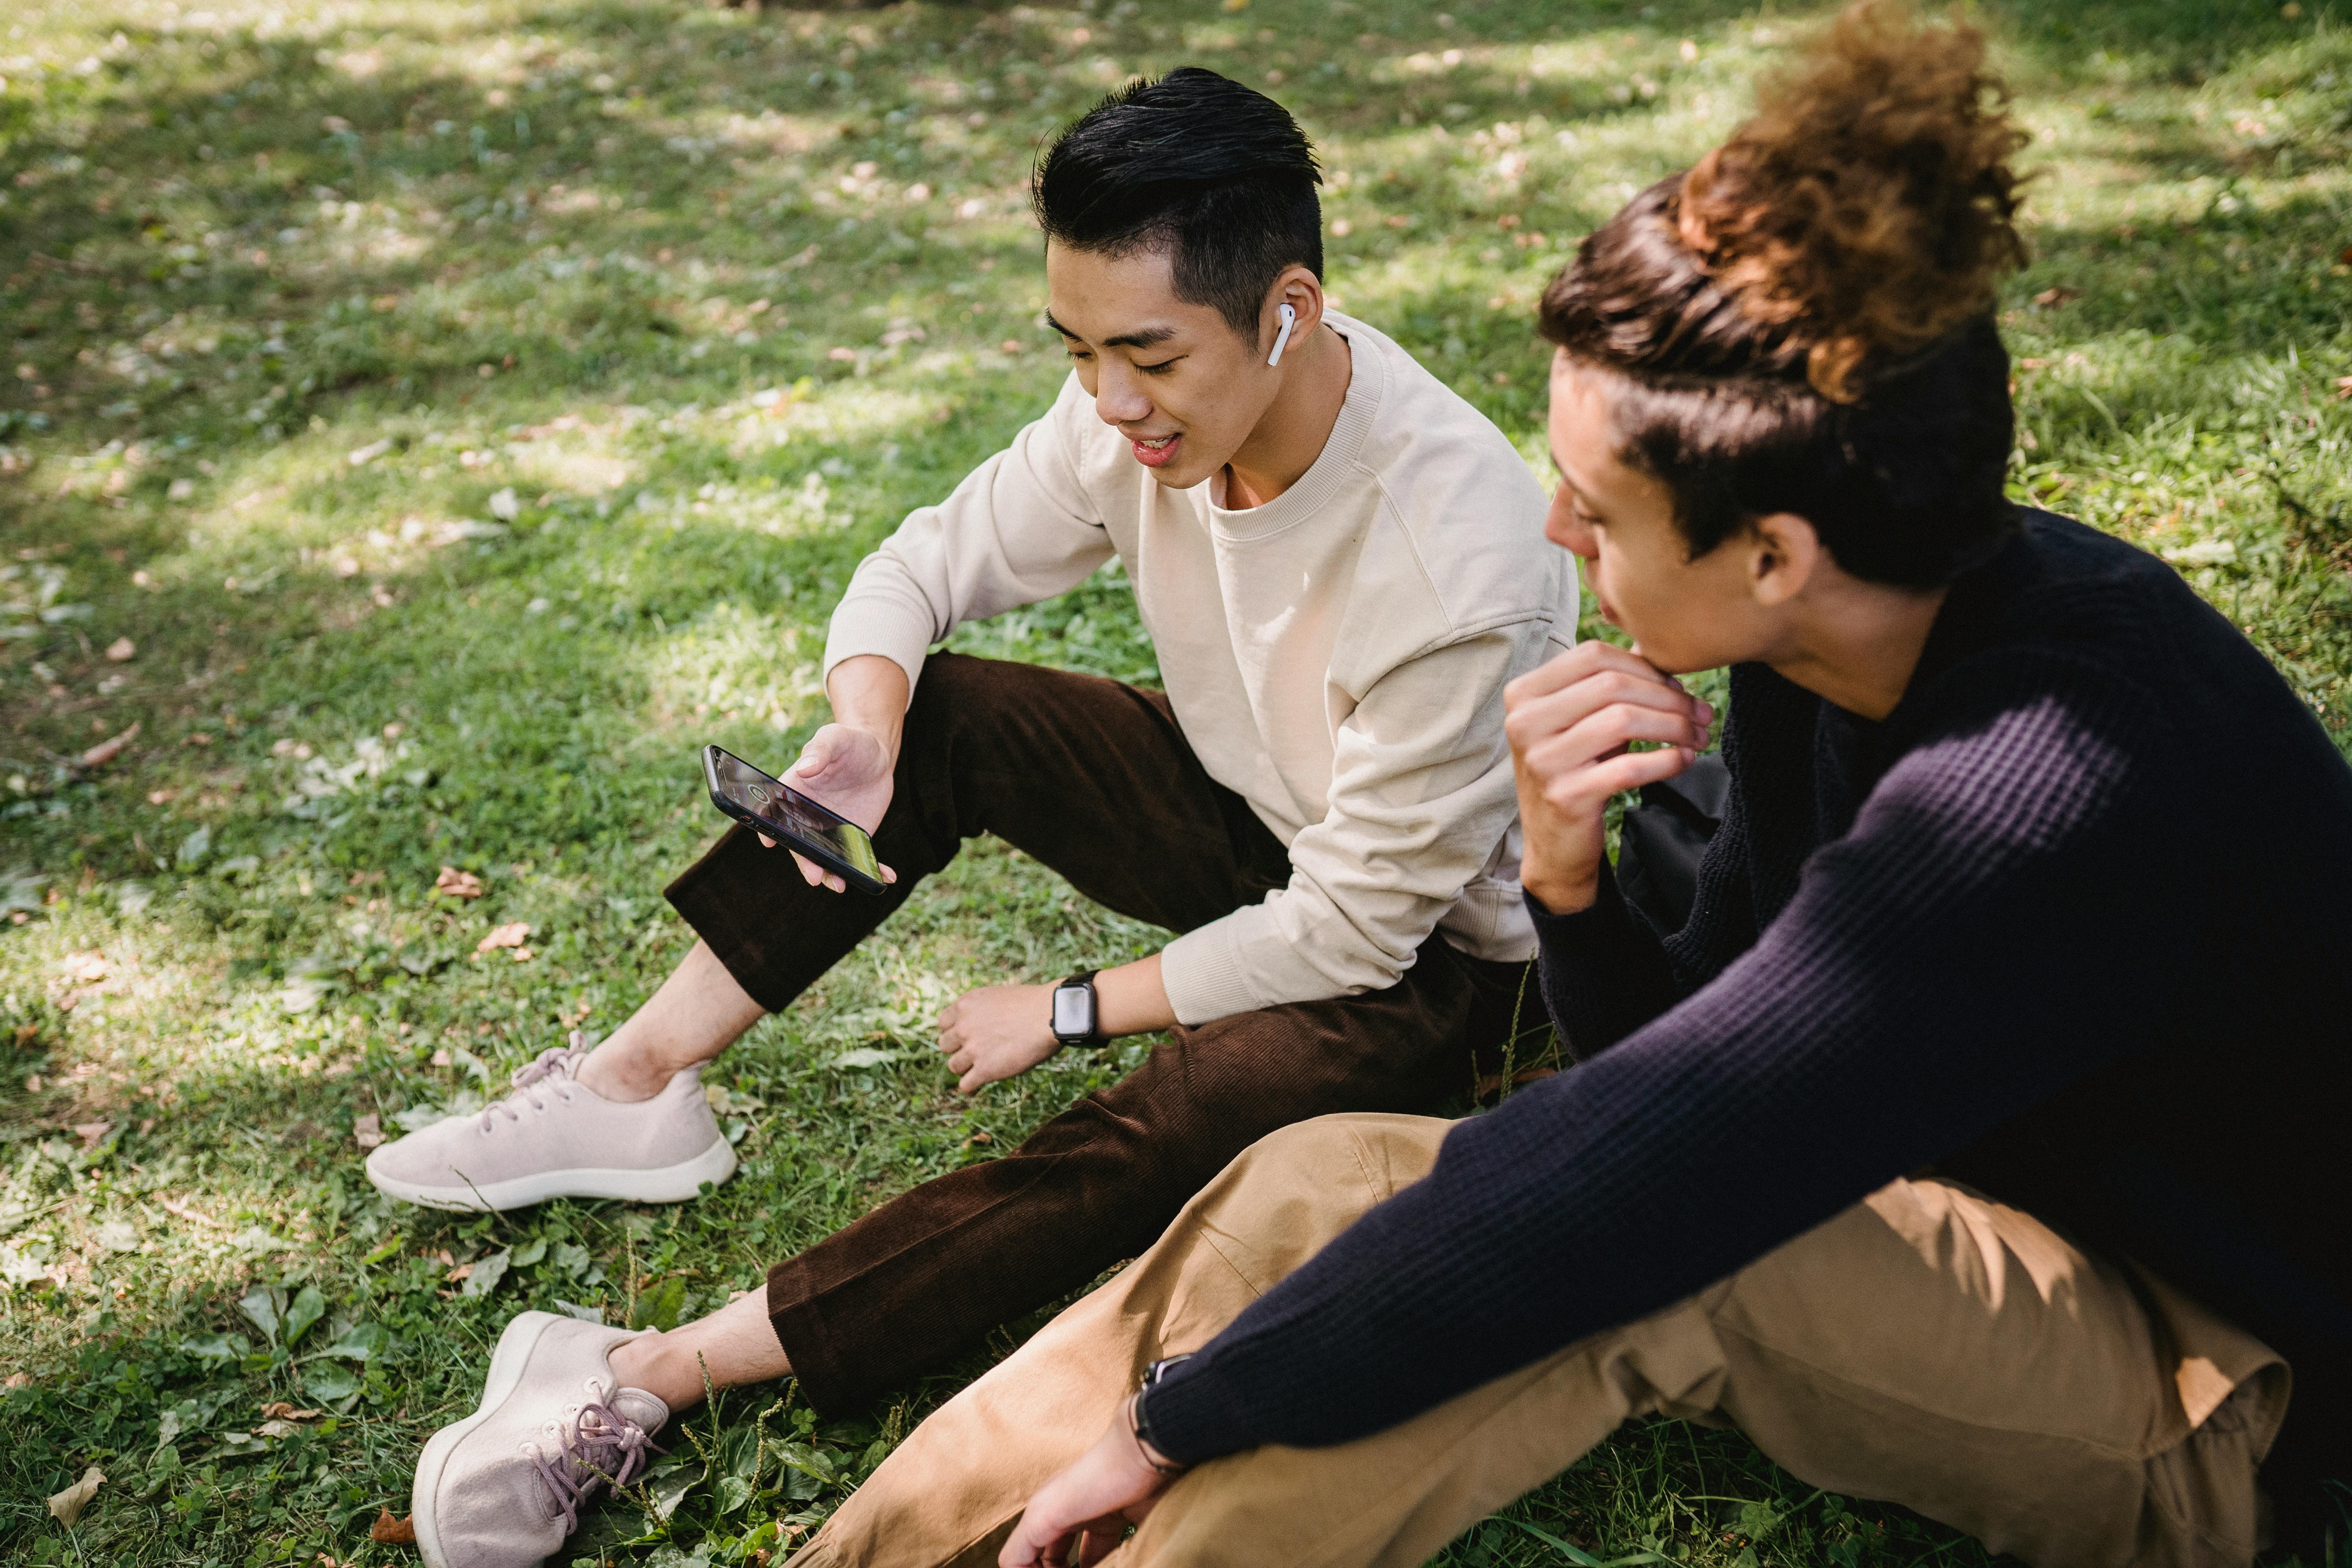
{"left": 1142, "top": 513, "right": 2352, "bottom": 1508}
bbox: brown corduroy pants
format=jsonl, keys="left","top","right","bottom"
{"left": 664, "top": 654, "right": 1529, "bottom": 1414}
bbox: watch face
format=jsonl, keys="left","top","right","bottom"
{"left": 1052, "top": 984, "right": 1094, "bottom": 1038}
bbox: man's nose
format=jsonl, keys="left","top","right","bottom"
{"left": 1093, "top": 366, "right": 1152, "bottom": 427}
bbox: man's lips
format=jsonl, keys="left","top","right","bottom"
{"left": 1128, "top": 432, "right": 1181, "bottom": 469}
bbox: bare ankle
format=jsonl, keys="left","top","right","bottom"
{"left": 575, "top": 1043, "right": 675, "bottom": 1104}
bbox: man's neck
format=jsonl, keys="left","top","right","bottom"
{"left": 1768, "top": 579, "right": 1949, "bottom": 723}
{"left": 1221, "top": 324, "right": 1352, "bottom": 510}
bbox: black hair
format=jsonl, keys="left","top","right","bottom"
{"left": 1033, "top": 67, "right": 1323, "bottom": 336}
{"left": 1537, "top": 2, "right": 2029, "bottom": 588}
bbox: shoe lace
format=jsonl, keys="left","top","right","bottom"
{"left": 479, "top": 1032, "right": 588, "bottom": 1132}
{"left": 529, "top": 1392, "right": 663, "bottom": 1535}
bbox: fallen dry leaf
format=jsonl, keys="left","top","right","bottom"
{"left": 160, "top": 1195, "right": 227, "bottom": 1229}
{"left": 2335, "top": 376, "right": 2352, "bottom": 401}
{"left": 61, "top": 951, "right": 108, "bottom": 984}
{"left": 4, "top": 1372, "right": 28, "bottom": 1390}
{"left": 510, "top": 945, "right": 535, "bottom": 963}
{"left": 353, "top": 1112, "right": 386, "bottom": 1150}
{"left": 257, "top": 1419, "right": 297, "bottom": 1438}
{"left": 105, "top": 637, "right": 137, "bottom": 662}
{"left": 78, "top": 722, "right": 141, "bottom": 769}
{"left": 71, "top": 1121, "right": 113, "bottom": 1151}
{"left": 260, "top": 1403, "right": 325, "bottom": 1420}
{"left": 430, "top": 1047, "right": 452, "bottom": 1067}
{"left": 434, "top": 866, "right": 484, "bottom": 899}
{"left": 477, "top": 922, "right": 531, "bottom": 953}
{"left": 434, "top": 1249, "right": 456, "bottom": 1267}
{"left": 47, "top": 1465, "right": 104, "bottom": 1526}
{"left": 2032, "top": 285, "right": 2083, "bottom": 309}
{"left": 445, "top": 1261, "right": 474, "bottom": 1283}
{"left": 371, "top": 1508, "right": 417, "bottom": 1544}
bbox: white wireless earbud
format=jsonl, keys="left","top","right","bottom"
{"left": 1267, "top": 301, "right": 1298, "bottom": 367}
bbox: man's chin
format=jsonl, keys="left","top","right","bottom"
{"left": 1140, "top": 458, "right": 1212, "bottom": 490}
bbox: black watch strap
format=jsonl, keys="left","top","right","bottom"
{"left": 1051, "top": 969, "right": 1104, "bottom": 1049}
{"left": 1132, "top": 1352, "right": 1195, "bottom": 1466}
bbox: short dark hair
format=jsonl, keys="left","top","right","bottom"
{"left": 1033, "top": 67, "right": 1323, "bottom": 336}
{"left": 1537, "top": 2, "right": 2029, "bottom": 588}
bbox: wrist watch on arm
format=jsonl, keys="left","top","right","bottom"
{"left": 1050, "top": 969, "right": 1105, "bottom": 1049}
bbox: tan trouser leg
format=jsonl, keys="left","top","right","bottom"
{"left": 785, "top": 1113, "right": 1451, "bottom": 1568}
{"left": 793, "top": 1114, "right": 2288, "bottom": 1568}
{"left": 1123, "top": 1176, "right": 2289, "bottom": 1568}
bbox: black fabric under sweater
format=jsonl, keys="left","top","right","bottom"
{"left": 1141, "top": 512, "right": 2352, "bottom": 1515}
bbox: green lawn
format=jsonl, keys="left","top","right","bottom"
{"left": 3, "top": 0, "right": 2349, "bottom": 1563}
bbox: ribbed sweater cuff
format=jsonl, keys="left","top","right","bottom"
{"left": 820, "top": 616, "right": 934, "bottom": 699}
{"left": 1159, "top": 920, "right": 1259, "bottom": 1027}
{"left": 1132, "top": 1352, "right": 1251, "bottom": 1468}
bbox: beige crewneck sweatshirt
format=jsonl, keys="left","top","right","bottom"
{"left": 824, "top": 312, "right": 1576, "bottom": 1025}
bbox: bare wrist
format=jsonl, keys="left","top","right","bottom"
{"left": 1521, "top": 871, "right": 1599, "bottom": 916}
{"left": 1123, "top": 1393, "right": 1188, "bottom": 1477}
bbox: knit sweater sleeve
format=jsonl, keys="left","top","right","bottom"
{"left": 822, "top": 374, "right": 1115, "bottom": 695}
{"left": 1140, "top": 653, "right": 2193, "bottom": 1462}
{"left": 1528, "top": 867, "right": 1679, "bottom": 1062}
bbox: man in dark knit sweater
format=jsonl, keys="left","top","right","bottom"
{"left": 784, "top": 11, "right": 2351, "bottom": 1566}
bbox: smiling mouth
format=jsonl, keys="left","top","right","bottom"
{"left": 1128, "top": 431, "right": 1181, "bottom": 469}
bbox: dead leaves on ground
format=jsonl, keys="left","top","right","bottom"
{"left": 370, "top": 1508, "right": 417, "bottom": 1544}
{"left": 79, "top": 721, "right": 141, "bottom": 769}
{"left": 476, "top": 921, "right": 532, "bottom": 961}
{"left": 47, "top": 1465, "right": 104, "bottom": 1526}
{"left": 433, "top": 865, "right": 483, "bottom": 899}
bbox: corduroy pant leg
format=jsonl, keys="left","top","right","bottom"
{"left": 767, "top": 936, "right": 1521, "bottom": 1411}
{"left": 664, "top": 652, "right": 1289, "bottom": 1016}
{"left": 666, "top": 652, "right": 1528, "bottom": 1413}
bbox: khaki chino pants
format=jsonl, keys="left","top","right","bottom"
{"left": 789, "top": 1114, "right": 2288, "bottom": 1568}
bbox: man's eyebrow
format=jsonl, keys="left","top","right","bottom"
{"left": 1041, "top": 310, "right": 1177, "bottom": 351}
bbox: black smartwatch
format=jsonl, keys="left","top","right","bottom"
{"left": 1049, "top": 969, "right": 1104, "bottom": 1049}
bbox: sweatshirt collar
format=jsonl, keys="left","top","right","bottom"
{"left": 1203, "top": 311, "right": 1384, "bottom": 542}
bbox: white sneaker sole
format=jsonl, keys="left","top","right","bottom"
{"left": 412, "top": 1310, "right": 565, "bottom": 1568}
{"left": 367, "top": 1137, "right": 739, "bottom": 1212}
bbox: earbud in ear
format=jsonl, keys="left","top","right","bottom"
{"left": 1267, "top": 301, "right": 1298, "bottom": 367}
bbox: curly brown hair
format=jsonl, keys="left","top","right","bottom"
{"left": 1681, "top": 0, "right": 2028, "bottom": 402}
{"left": 1538, "top": 0, "right": 2033, "bottom": 587}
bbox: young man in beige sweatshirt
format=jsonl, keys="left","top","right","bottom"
{"left": 394, "top": 67, "right": 1575, "bottom": 1567}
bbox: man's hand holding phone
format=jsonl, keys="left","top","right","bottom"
{"left": 761, "top": 653, "right": 909, "bottom": 893}
{"left": 767, "top": 722, "right": 898, "bottom": 893}
{"left": 1504, "top": 641, "right": 1712, "bottom": 916}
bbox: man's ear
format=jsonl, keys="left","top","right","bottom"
{"left": 1259, "top": 264, "right": 1327, "bottom": 358}
{"left": 1746, "top": 511, "right": 1823, "bottom": 609}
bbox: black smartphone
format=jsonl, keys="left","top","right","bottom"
{"left": 702, "top": 744, "right": 888, "bottom": 895}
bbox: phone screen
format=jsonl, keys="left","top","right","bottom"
{"left": 705, "top": 748, "right": 884, "bottom": 884}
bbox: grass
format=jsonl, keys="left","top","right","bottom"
{"left": 2, "top": 0, "right": 2349, "bottom": 1562}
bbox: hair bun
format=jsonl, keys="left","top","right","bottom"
{"left": 1675, "top": 0, "right": 2029, "bottom": 402}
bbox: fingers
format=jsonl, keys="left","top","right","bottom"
{"left": 1504, "top": 638, "right": 1681, "bottom": 707}
{"left": 1506, "top": 666, "right": 1708, "bottom": 757}
{"left": 1523, "top": 701, "right": 1710, "bottom": 778}
{"left": 785, "top": 849, "right": 844, "bottom": 893}
{"left": 1537, "top": 743, "right": 1692, "bottom": 815}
